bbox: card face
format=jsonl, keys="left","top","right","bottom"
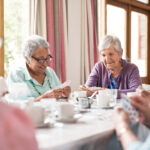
{"left": 59, "top": 80, "right": 71, "bottom": 88}
{"left": 121, "top": 94, "right": 139, "bottom": 122}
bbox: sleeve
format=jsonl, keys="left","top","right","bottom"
{"left": 127, "top": 135, "right": 150, "bottom": 150}
{"left": 85, "top": 63, "right": 100, "bottom": 87}
{"left": 118, "top": 65, "right": 142, "bottom": 98}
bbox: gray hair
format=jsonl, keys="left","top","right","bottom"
{"left": 22, "top": 35, "right": 50, "bottom": 58}
{"left": 98, "top": 35, "right": 122, "bottom": 54}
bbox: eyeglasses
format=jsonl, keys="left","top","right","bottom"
{"left": 31, "top": 55, "right": 53, "bottom": 64}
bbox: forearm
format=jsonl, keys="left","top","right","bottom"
{"left": 117, "top": 127, "right": 139, "bottom": 150}
{"left": 34, "top": 90, "right": 54, "bottom": 102}
{"left": 34, "top": 94, "right": 46, "bottom": 102}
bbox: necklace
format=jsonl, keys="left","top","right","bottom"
{"left": 30, "top": 79, "right": 52, "bottom": 96}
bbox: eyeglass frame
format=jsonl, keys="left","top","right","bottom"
{"left": 31, "top": 54, "right": 53, "bottom": 64}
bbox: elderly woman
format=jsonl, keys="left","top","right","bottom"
{"left": 82, "top": 35, "right": 142, "bottom": 97}
{"left": 113, "top": 90, "right": 150, "bottom": 150}
{"left": 7, "top": 35, "right": 70, "bottom": 101}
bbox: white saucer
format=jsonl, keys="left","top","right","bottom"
{"left": 92, "top": 105, "right": 115, "bottom": 109}
{"left": 55, "top": 114, "right": 82, "bottom": 123}
{"left": 36, "top": 122, "right": 51, "bottom": 128}
{"left": 98, "top": 106, "right": 114, "bottom": 109}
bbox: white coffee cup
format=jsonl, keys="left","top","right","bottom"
{"left": 57, "top": 102, "right": 74, "bottom": 120}
{"left": 26, "top": 106, "right": 45, "bottom": 127}
{"left": 78, "top": 97, "right": 91, "bottom": 109}
{"left": 96, "top": 93, "right": 110, "bottom": 107}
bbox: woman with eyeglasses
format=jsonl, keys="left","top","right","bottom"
{"left": 7, "top": 35, "right": 71, "bottom": 101}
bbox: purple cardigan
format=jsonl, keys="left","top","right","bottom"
{"left": 86, "top": 59, "right": 142, "bottom": 98}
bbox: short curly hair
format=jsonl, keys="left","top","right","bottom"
{"left": 22, "top": 35, "right": 50, "bottom": 58}
{"left": 98, "top": 35, "right": 122, "bottom": 54}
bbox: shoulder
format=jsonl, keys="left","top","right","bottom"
{"left": 94, "top": 61, "right": 104, "bottom": 69}
{"left": 122, "top": 59, "right": 139, "bottom": 70}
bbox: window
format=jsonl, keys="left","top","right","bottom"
{"left": 136, "top": 0, "right": 148, "bottom": 4}
{"left": 100, "top": 0, "right": 150, "bottom": 83}
{"left": 107, "top": 5, "right": 126, "bottom": 59}
{"left": 0, "top": 0, "right": 29, "bottom": 77}
{"left": 131, "top": 11, "right": 148, "bottom": 77}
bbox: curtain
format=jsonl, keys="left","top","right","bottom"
{"left": 46, "top": 0, "right": 67, "bottom": 82}
{"left": 97, "top": 0, "right": 106, "bottom": 42}
{"left": 29, "top": 0, "right": 47, "bottom": 38}
{"left": 80, "top": 0, "right": 98, "bottom": 85}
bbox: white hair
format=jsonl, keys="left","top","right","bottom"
{"left": 22, "top": 35, "right": 50, "bottom": 58}
{"left": 98, "top": 35, "right": 122, "bottom": 54}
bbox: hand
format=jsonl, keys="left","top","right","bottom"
{"left": 0, "top": 91, "right": 9, "bottom": 98}
{"left": 112, "top": 107, "right": 130, "bottom": 136}
{"left": 61, "top": 86, "right": 71, "bottom": 98}
{"left": 138, "top": 89, "right": 150, "bottom": 99}
{"left": 112, "top": 108, "right": 139, "bottom": 150}
{"left": 44, "top": 88, "right": 63, "bottom": 99}
{"left": 79, "top": 85, "right": 107, "bottom": 97}
{"left": 79, "top": 85, "right": 94, "bottom": 97}
{"left": 130, "top": 94, "right": 150, "bottom": 128}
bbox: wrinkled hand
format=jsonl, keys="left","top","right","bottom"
{"left": 80, "top": 85, "right": 93, "bottom": 97}
{"left": 61, "top": 86, "right": 71, "bottom": 98}
{"left": 80, "top": 85, "right": 107, "bottom": 97}
{"left": 0, "top": 91, "right": 9, "bottom": 98}
{"left": 112, "top": 108, "right": 130, "bottom": 136}
{"left": 44, "top": 88, "right": 63, "bottom": 99}
{"left": 138, "top": 89, "right": 150, "bottom": 99}
{"left": 130, "top": 94, "right": 150, "bottom": 128}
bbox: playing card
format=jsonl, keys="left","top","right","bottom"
{"left": 59, "top": 80, "right": 71, "bottom": 88}
{"left": 121, "top": 94, "right": 139, "bottom": 122}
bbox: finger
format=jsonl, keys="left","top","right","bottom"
{"left": 140, "top": 90, "right": 150, "bottom": 97}
{"left": 131, "top": 98, "right": 146, "bottom": 113}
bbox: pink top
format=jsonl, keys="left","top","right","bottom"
{"left": 0, "top": 102, "right": 38, "bottom": 150}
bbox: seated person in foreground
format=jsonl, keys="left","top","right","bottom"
{"left": 113, "top": 89, "right": 150, "bottom": 150}
{"left": 81, "top": 35, "right": 142, "bottom": 98}
{"left": 0, "top": 77, "right": 38, "bottom": 150}
{"left": 7, "top": 35, "right": 71, "bottom": 101}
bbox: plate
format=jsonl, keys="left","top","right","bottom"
{"left": 98, "top": 106, "right": 114, "bottom": 109}
{"left": 55, "top": 114, "right": 82, "bottom": 123}
{"left": 36, "top": 122, "right": 51, "bottom": 128}
{"left": 92, "top": 105, "right": 114, "bottom": 109}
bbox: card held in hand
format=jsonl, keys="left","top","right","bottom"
{"left": 59, "top": 80, "right": 71, "bottom": 88}
{"left": 121, "top": 94, "right": 139, "bottom": 122}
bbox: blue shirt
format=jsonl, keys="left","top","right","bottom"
{"left": 7, "top": 62, "right": 60, "bottom": 100}
{"left": 127, "top": 134, "right": 150, "bottom": 150}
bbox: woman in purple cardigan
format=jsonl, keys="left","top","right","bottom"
{"left": 82, "top": 35, "right": 142, "bottom": 98}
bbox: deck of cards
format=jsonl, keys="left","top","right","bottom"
{"left": 121, "top": 94, "right": 139, "bottom": 122}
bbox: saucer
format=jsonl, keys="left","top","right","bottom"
{"left": 36, "top": 122, "right": 51, "bottom": 128}
{"left": 55, "top": 114, "right": 82, "bottom": 123}
{"left": 92, "top": 105, "right": 115, "bottom": 109}
{"left": 98, "top": 106, "right": 114, "bottom": 109}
